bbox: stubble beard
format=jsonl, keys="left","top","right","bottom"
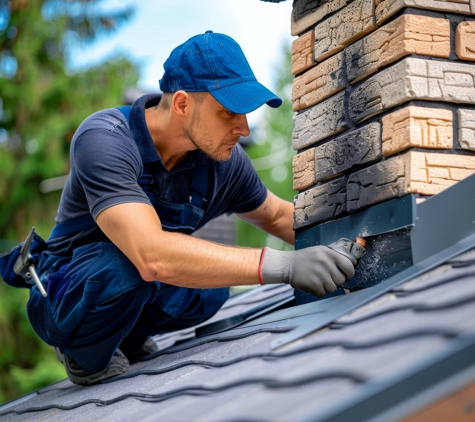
{"left": 183, "top": 109, "right": 239, "bottom": 162}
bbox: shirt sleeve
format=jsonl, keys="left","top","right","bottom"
{"left": 72, "top": 128, "right": 152, "bottom": 220}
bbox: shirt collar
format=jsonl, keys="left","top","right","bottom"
{"left": 129, "top": 94, "right": 215, "bottom": 167}
{"left": 129, "top": 94, "right": 161, "bottom": 164}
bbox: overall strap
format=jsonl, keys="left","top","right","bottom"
{"left": 190, "top": 164, "right": 208, "bottom": 208}
{"left": 138, "top": 164, "right": 153, "bottom": 192}
{"left": 116, "top": 106, "right": 153, "bottom": 191}
{"left": 49, "top": 214, "right": 95, "bottom": 239}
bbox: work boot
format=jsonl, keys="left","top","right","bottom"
{"left": 55, "top": 347, "right": 129, "bottom": 385}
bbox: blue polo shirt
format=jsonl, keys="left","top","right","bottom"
{"left": 48, "top": 94, "right": 267, "bottom": 255}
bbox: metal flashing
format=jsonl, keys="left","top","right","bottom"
{"left": 221, "top": 284, "right": 287, "bottom": 309}
{"left": 195, "top": 294, "right": 294, "bottom": 337}
{"left": 295, "top": 194, "right": 417, "bottom": 248}
{"left": 271, "top": 231, "right": 475, "bottom": 350}
{"left": 240, "top": 301, "right": 330, "bottom": 329}
{"left": 295, "top": 195, "right": 417, "bottom": 303}
{"left": 411, "top": 173, "right": 475, "bottom": 264}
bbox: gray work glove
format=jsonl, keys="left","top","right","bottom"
{"left": 259, "top": 238, "right": 366, "bottom": 297}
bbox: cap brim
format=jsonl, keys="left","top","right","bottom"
{"left": 210, "top": 80, "right": 282, "bottom": 114}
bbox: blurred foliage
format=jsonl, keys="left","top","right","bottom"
{"left": 236, "top": 41, "right": 295, "bottom": 251}
{"left": 0, "top": 0, "right": 139, "bottom": 404}
{"left": 0, "top": 0, "right": 137, "bottom": 241}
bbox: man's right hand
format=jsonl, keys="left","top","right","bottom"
{"left": 259, "top": 238, "right": 365, "bottom": 297}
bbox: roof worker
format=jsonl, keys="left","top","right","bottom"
{"left": 0, "top": 31, "right": 363, "bottom": 385}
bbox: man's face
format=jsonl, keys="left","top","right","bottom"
{"left": 183, "top": 93, "right": 250, "bottom": 162}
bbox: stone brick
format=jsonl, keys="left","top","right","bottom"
{"left": 458, "top": 109, "right": 475, "bottom": 151}
{"left": 346, "top": 14, "right": 450, "bottom": 84}
{"left": 293, "top": 91, "right": 347, "bottom": 150}
{"left": 292, "top": 31, "right": 315, "bottom": 75}
{"left": 349, "top": 58, "right": 475, "bottom": 123}
{"left": 347, "top": 151, "right": 475, "bottom": 212}
{"left": 314, "top": 0, "right": 376, "bottom": 62}
{"left": 314, "top": 122, "right": 382, "bottom": 181}
{"left": 375, "top": 0, "right": 473, "bottom": 26}
{"left": 292, "top": 15, "right": 450, "bottom": 112}
{"left": 294, "top": 150, "right": 475, "bottom": 227}
{"left": 291, "top": 0, "right": 352, "bottom": 36}
{"left": 292, "top": 52, "right": 345, "bottom": 111}
{"left": 294, "top": 176, "right": 348, "bottom": 230}
{"left": 456, "top": 21, "right": 475, "bottom": 61}
{"left": 420, "top": 153, "right": 475, "bottom": 191}
{"left": 292, "top": 124, "right": 381, "bottom": 191}
{"left": 347, "top": 155, "right": 407, "bottom": 213}
{"left": 293, "top": 148, "right": 316, "bottom": 191}
{"left": 382, "top": 106, "right": 453, "bottom": 156}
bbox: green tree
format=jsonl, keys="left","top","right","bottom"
{"left": 0, "top": 0, "right": 139, "bottom": 403}
{"left": 236, "top": 41, "right": 295, "bottom": 251}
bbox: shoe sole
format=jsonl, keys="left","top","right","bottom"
{"left": 55, "top": 347, "right": 129, "bottom": 386}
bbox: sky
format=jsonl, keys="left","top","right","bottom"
{"left": 71, "top": 0, "right": 294, "bottom": 126}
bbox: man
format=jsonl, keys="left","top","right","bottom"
{"left": 0, "top": 31, "right": 361, "bottom": 385}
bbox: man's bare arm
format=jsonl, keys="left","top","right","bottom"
{"left": 237, "top": 190, "right": 295, "bottom": 246}
{"left": 96, "top": 202, "right": 262, "bottom": 288}
{"left": 97, "top": 199, "right": 360, "bottom": 296}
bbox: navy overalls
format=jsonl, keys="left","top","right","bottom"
{"left": 4, "top": 105, "right": 229, "bottom": 373}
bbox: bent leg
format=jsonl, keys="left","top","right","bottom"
{"left": 28, "top": 241, "right": 229, "bottom": 373}
{"left": 120, "top": 285, "right": 229, "bottom": 357}
{"left": 28, "top": 242, "right": 157, "bottom": 373}
{"left": 69, "top": 283, "right": 156, "bottom": 372}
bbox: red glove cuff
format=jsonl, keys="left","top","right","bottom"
{"left": 258, "top": 247, "right": 267, "bottom": 285}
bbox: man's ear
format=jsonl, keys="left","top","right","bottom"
{"left": 171, "top": 91, "right": 190, "bottom": 117}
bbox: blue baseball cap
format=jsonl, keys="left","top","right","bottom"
{"left": 159, "top": 31, "right": 282, "bottom": 114}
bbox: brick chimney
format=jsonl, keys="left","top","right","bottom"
{"left": 290, "top": 0, "right": 475, "bottom": 303}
